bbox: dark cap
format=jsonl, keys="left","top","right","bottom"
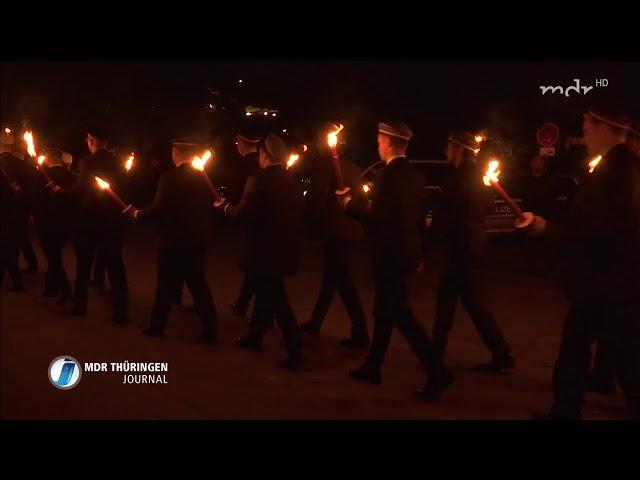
{"left": 258, "top": 133, "right": 288, "bottom": 163}
{"left": 237, "top": 124, "right": 264, "bottom": 143}
{"left": 170, "top": 137, "right": 205, "bottom": 147}
{"left": 378, "top": 121, "right": 413, "bottom": 140}
{"left": 86, "top": 125, "right": 110, "bottom": 142}
{"left": 584, "top": 109, "right": 632, "bottom": 130}
{"left": 448, "top": 131, "right": 481, "bottom": 152}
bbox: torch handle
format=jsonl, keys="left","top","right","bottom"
{"left": 107, "top": 188, "right": 129, "bottom": 211}
{"left": 201, "top": 171, "right": 222, "bottom": 202}
{"left": 331, "top": 148, "right": 345, "bottom": 189}
{"left": 490, "top": 181, "right": 526, "bottom": 221}
{"left": 39, "top": 167, "right": 53, "bottom": 184}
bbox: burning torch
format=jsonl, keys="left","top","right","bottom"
{"left": 588, "top": 155, "right": 602, "bottom": 174}
{"left": 286, "top": 153, "right": 300, "bottom": 170}
{"left": 191, "top": 149, "right": 222, "bottom": 202}
{"left": 327, "top": 124, "right": 349, "bottom": 194}
{"left": 125, "top": 152, "right": 135, "bottom": 172}
{"left": 94, "top": 176, "right": 129, "bottom": 211}
{"left": 482, "top": 159, "right": 534, "bottom": 229}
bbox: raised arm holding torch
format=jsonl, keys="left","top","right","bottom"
{"left": 482, "top": 159, "right": 534, "bottom": 229}
{"left": 327, "top": 123, "right": 349, "bottom": 195}
{"left": 191, "top": 149, "right": 222, "bottom": 202}
{"left": 95, "top": 175, "right": 129, "bottom": 212}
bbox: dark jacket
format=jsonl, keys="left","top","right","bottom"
{"left": 1, "top": 170, "right": 25, "bottom": 252}
{"left": 225, "top": 164, "right": 304, "bottom": 277}
{"left": 64, "top": 149, "right": 129, "bottom": 232}
{"left": 522, "top": 172, "right": 554, "bottom": 219}
{"left": 305, "top": 154, "right": 365, "bottom": 241}
{"left": 137, "top": 163, "right": 214, "bottom": 247}
{"left": 0, "top": 152, "right": 38, "bottom": 215}
{"left": 34, "top": 165, "right": 78, "bottom": 234}
{"left": 346, "top": 156, "right": 424, "bottom": 275}
{"left": 556, "top": 144, "right": 640, "bottom": 302}
{"left": 431, "top": 160, "right": 492, "bottom": 264}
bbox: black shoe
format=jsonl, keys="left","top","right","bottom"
{"left": 142, "top": 328, "right": 164, "bottom": 338}
{"left": 416, "top": 368, "right": 454, "bottom": 401}
{"left": 41, "top": 290, "right": 59, "bottom": 298}
{"left": 56, "top": 296, "right": 70, "bottom": 306}
{"left": 198, "top": 334, "right": 217, "bottom": 345}
{"left": 477, "top": 354, "right": 516, "bottom": 373}
{"left": 586, "top": 377, "right": 616, "bottom": 395}
{"left": 230, "top": 302, "right": 247, "bottom": 317}
{"left": 236, "top": 336, "right": 262, "bottom": 352}
{"left": 90, "top": 278, "right": 105, "bottom": 288}
{"left": 8, "top": 286, "right": 25, "bottom": 293}
{"left": 340, "top": 335, "right": 370, "bottom": 348}
{"left": 280, "top": 354, "right": 303, "bottom": 370}
{"left": 67, "top": 306, "right": 87, "bottom": 317}
{"left": 531, "top": 411, "right": 582, "bottom": 421}
{"left": 348, "top": 364, "right": 382, "bottom": 385}
{"left": 113, "top": 317, "right": 129, "bottom": 326}
{"left": 23, "top": 266, "right": 38, "bottom": 274}
{"left": 300, "top": 321, "right": 321, "bottom": 335}
{"left": 185, "top": 304, "right": 198, "bottom": 313}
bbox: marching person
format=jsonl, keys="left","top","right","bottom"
{"left": 126, "top": 138, "right": 218, "bottom": 343}
{"left": 337, "top": 121, "right": 453, "bottom": 400}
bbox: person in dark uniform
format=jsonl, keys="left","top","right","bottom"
{"left": 521, "top": 155, "right": 553, "bottom": 275}
{"left": 215, "top": 133, "right": 305, "bottom": 369}
{"left": 530, "top": 109, "right": 640, "bottom": 420}
{"left": 430, "top": 132, "right": 515, "bottom": 373}
{"left": 1, "top": 128, "right": 26, "bottom": 291}
{"left": 52, "top": 127, "right": 129, "bottom": 324}
{"left": 127, "top": 138, "right": 217, "bottom": 343}
{"left": 300, "top": 125, "right": 370, "bottom": 347}
{"left": 33, "top": 148, "right": 77, "bottom": 304}
{"left": 229, "top": 128, "right": 261, "bottom": 317}
{"left": 586, "top": 119, "right": 640, "bottom": 397}
{"left": 1, "top": 167, "right": 25, "bottom": 291}
{"left": 1, "top": 127, "right": 39, "bottom": 276}
{"left": 337, "top": 121, "right": 453, "bottom": 399}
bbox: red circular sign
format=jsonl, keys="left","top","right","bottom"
{"left": 536, "top": 122, "right": 560, "bottom": 147}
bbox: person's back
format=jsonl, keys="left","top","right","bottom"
{"left": 153, "top": 163, "right": 213, "bottom": 247}
{"left": 245, "top": 164, "right": 303, "bottom": 276}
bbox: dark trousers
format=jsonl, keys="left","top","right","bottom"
{"left": 149, "top": 246, "right": 217, "bottom": 338}
{"left": 309, "top": 240, "right": 368, "bottom": 337}
{"left": 365, "top": 269, "right": 444, "bottom": 378}
{"left": 552, "top": 299, "right": 640, "bottom": 418}
{"left": 432, "top": 261, "right": 512, "bottom": 362}
{"left": 247, "top": 275, "right": 301, "bottom": 356}
{"left": 589, "top": 340, "right": 616, "bottom": 388}
{"left": 20, "top": 226, "right": 38, "bottom": 270}
{"left": 73, "top": 228, "right": 128, "bottom": 321}
{"left": 92, "top": 246, "right": 107, "bottom": 285}
{"left": 1, "top": 241, "right": 22, "bottom": 290}
{"left": 40, "top": 230, "right": 71, "bottom": 299}
{"left": 234, "top": 274, "right": 255, "bottom": 313}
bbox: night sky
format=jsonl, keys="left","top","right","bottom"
{"left": 2, "top": 61, "right": 639, "bottom": 166}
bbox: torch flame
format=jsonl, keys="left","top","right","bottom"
{"left": 191, "top": 149, "right": 212, "bottom": 171}
{"left": 475, "top": 135, "right": 485, "bottom": 143}
{"left": 483, "top": 160, "right": 501, "bottom": 186}
{"left": 23, "top": 131, "right": 37, "bottom": 158}
{"left": 125, "top": 153, "right": 135, "bottom": 172}
{"left": 287, "top": 154, "right": 299, "bottom": 169}
{"left": 588, "top": 155, "right": 602, "bottom": 173}
{"left": 302, "top": 144, "right": 308, "bottom": 153}
{"left": 4, "top": 128, "right": 11, "bottom": 134}
{"left": 95, "top": 176, "right": 110, "bottom": 190}
{"left": 327, "top": 124, "right": 344, "bottom": 149}
{"left": 363, "top": 184, "right": 371, "bottom": 193}
{"left": 37, "top": 155, "right": 46, "bottom": 166}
